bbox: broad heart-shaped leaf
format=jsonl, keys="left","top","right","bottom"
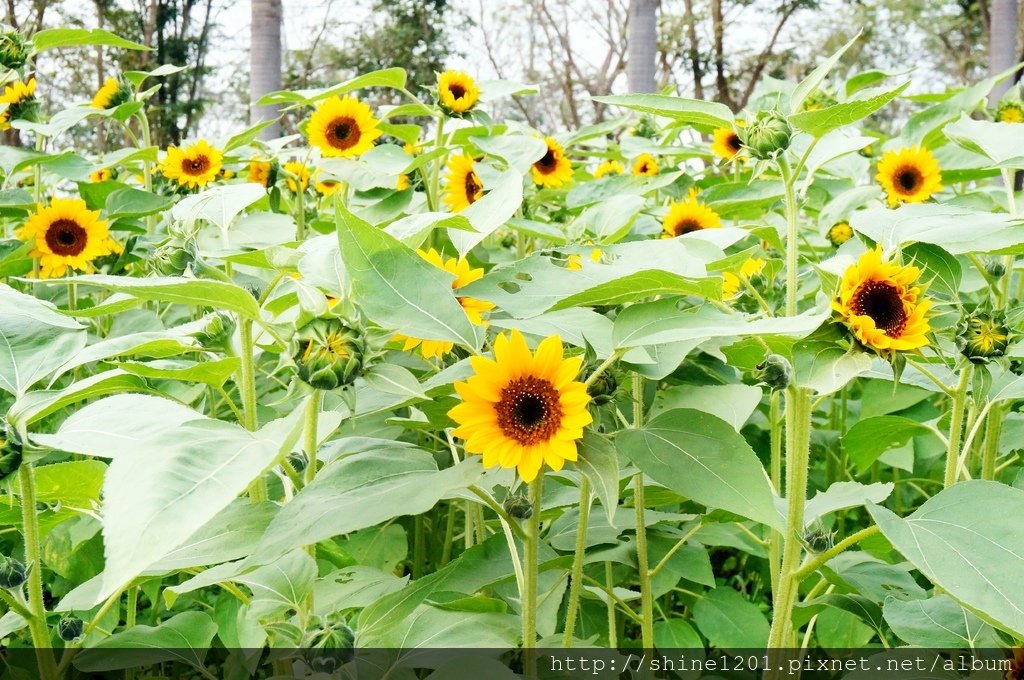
{"left": 944, "top": 113, "right": 1024, "bottom": 168}
{"left": 84, "top": 395, "right": 301, "bottom": 604}
{"left": 650, "top": 383, "right": 762, "bottom": 431}
{"left": 31, "top": 27, "right": 150, "bottom": 53}
{"left": 790, "top": 82, "right": 909, "bottom": 137}
{"left": 73, "top": 612, "right": 216, "bottom": 673}
{"left": 0, "top": 283, "right": 87, "bottom": 397}
{"left": 868, "top": 480, "right": 1024, "bottom": 638}
{"left": 470, "top": 133, "right": 547, "bottom": 174}
{"left": 803, "top": 481, "right": 893, "bottom": 527}
{"left": 591, "top": 94, "right": 733, "bottom": 128}
{"left": 105, "top": 187, "right": 173, "bottom": 218}
{"left": 461, "top": 239, "right": 718, "bottom": 319}
{"left": 575, "top": 431, "right": 620, "bottom": 525}
{"left": 245, "top": 448, "right": 483, "bottom": 565}
{"left": 851, "top": 203, "right": 1024, "bottom": 256}
{"left": 449, "top": 168, "right": 524, "bottom": 257}
{"left": 616, "top": 409, "right": 782, "bottom": 530}
{"left": 843, "top": 416, "right": 937, "bottom": 472}
{"left": 789, "top": 31, "right": 860, "bottom": 114}
{"left": 169, "top": 182, "right": 266, "bottom": 232}
{"left": 883, "top": 594, "right": 999, "bottom": 647}
{"left": 692, "top": 587, "right": 770, "bottom": 648}
{"left": 792, "top": 340, "right": 873, "bottom": 396}
{"left": 41, "top": 275, "right": 261, "bottom": 319}
{"left": 613, "top": 299, "right": 827, "bottom": 349}
{"left": 336, "top": 203, "right": 480, "bottom": 348}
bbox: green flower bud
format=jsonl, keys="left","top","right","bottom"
{"left": 303, "top": 624, "right": 355, "bottom": 673}
{"left": 0, "top": 31, "right": 28, "bottom": 70}
{"left": 291, "top": 318, "right": 366, "bottom": 391}
{"left": 0, "top": 556, "right": 27, "bottom": 589}
{"left": 827, "top": 221, "right": 854, "bottom": 247}
{"left": 57, "top": 615, "right": 84, "bottom": 641}
{"left": 739, "top": 109, "right": 793, "bottom": 160}
{"left": 1011, "top": 359, "right": 1024, "bottom": 377}
{"left": 985, "top": 258, "right": 1007, "bottom": 279}
{"left": 801, "top": 522, "right": 836, "bottom": 553}
{"left": 286, "top": 450, "right": 308, "bottom": 473}
{"left": 502, "top": 493, "right": 533, "bottom": 520}
{"left": 190, "top": 311, "right": 236, "bottom": 352}
{"left": 957, "top": 311, "right": 1011, "bottom": 364}
{"left": 633, "top": 115, "right": 658, "bottom": 139}
{"left": 754, "top": 354, "right": 793, "bottom": 391}
{"left": 586, "top": 370, "right": 618, "bottom": 406}
{"left": 0, "top": 431, "right": 23, "bottom": 483}
{"left": 151, "top": 242, "right": 194, "bottom": 276}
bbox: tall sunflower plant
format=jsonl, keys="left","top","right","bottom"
{"left": 2, "top": 25, "right": 1024, "bottom": 678}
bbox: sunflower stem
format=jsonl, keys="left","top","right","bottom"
{"left": 767, "top": 390, "right": 782, "bottom": 597}
{"left": 943, "top": 364, "right": 973, "bottom": 488}
{"left": 522, "top": 471, "right": 543, "bottom": 676}
{"left": 427, "top": 116, "right": 446, "bottom": 221}
{"left": 295, "top": 179, "right": 307, "bottom": 241}
{"left": 1000, "top": 169, "right": 1017, "bottom": 308}
{"left": 583, "top": 348, "right": 625, "bottom": 389}
{"left": 779, "top": 157, "right": 800, "bottom": 317}
{"left": 981, "top": 402, "right": 1003, "bottom": 480}
{"left": 631, "top": 373, "right": 655, "bottom": 650}
{"left": 561, "top": 476, "right": 590, "bottom": 647}
{"left": 238, "top": 318, "right": 267, "bottom": 502}
{"left": 19, "top": 465, "right": 59, "bottom": 680}
{"left": 303, "top": 390, "right": 320, "bottom": 486}
{"left": 604, "top": 561, "right": 617, "bottom": 647}
{"left": 136, "top": 111, "right": 157, "bottom": 236}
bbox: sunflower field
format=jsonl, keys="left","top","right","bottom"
{"left": 2, "top": 23, "right": 1024, "bottom": 679}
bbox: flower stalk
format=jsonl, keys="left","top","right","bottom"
{"left": 632, "top": 373, "right": 655, "bottom": 649}
{"left": 561, "top": 476, "right": 590, "bottom": 647}
{"left": 943, "top": 365, "right": 973, "bottom": 488}
{"left": 19, "top": 465, "right": 59, "bottom": 680}
{"left": 522, "top": 471, "right": 543, "bottom": 675}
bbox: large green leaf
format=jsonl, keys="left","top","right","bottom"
{"left": 944, "top": 113, "right": 1024, "bottom": 168}
{"left": 449, "top": 168, "right": 523, "bottom": 257}
{"left": 616, "top": 409, "right": 782, "bottom": 529}
{"left": 0, "top": 283, "right": 87, "bottom": 396}
{"left": 575, "top": 431, "right": 620, "bottom": 525}
{"left": 336, "top": 203, "right": 480, "bottom": 348}
{"left": 790, "top": 82, "right": 908, "bottom": 137}
{"left": 257, "top": 67, "right": 407, "bottom": 106}
{"left": 649, "top": 383, "right": 762, "bottom": 430}
{"left": 168, "top": 182, "right": 266, "bottom": 232}
{"left": 883, "top": 595, "right": 998, "bottom": 647}
{"left": 843, "top": 416, "right": 937, "bottom": 472}
{"left": 32, "top": 28, "right": 150, "bottom": 53}
{"left": 868, "top": 481, "right": 1024, "bottom": 637}
{"left": 853, "top": 203, "right": 1024, "bottom": 255}
{"left": 692, "top": 588, "right": 769, "bottom": 648}
{"left": 73, "top": 612, "right": 216, "bottom": 672}
{"left": 591, "top": 94, "right": 733, "bottom": 128}
{"left": 789, "top": 32, "right": 861, "bottom": 114}
{"left": 43, "top": 275, "right": 261, "bottom": 318}
{"left": 8, "top": 370, "right": 148, "bottom": 429}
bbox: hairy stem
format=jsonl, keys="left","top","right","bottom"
{"left": 561, "top": 476, "right": 590, "bottom": 647}
{"left": 19, "top": 465, "right": 59, "bottom": 680}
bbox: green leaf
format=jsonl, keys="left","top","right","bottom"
{"left": 147, "top": 500, "right": 278, "bottom": 572}
{"left": 32, "top": 28, "right": 150, "bottom": 53}
{"left": 105, "top": 187, "right": 173, "bottom": 218}
{"left": 336, "top": 203, "right": 480, "bottom": 348}
{"left": 0, "top": 283, "right": 87, "bottom": 396}
{"left": 653, "top": 618, "right": 703, "bottom": 649}
{"left": 373, "top": 602, "right": 519, "bottom": 648}
{"left": 223, "top": 120, "right": 278, "bottom": 152}
{"left": 575, "top": 431, "right": 620, "bottom": 525}
{"left": 804, "top": 481, "right": 893, "bottom": 527}
{"left": 904, "top": 242, "right": 962, "bottom": 297}
{"left": 168, "top": 182, "right": 266, "bottom": 231}
{"left": 591, "top": 94, "right": 733, "bottom": 128}
{"left": 790, "top": 32, "right": 861, "bottom": 114}
{"left": 449, "top": 168, "right": 524, "bottom": 257}
{"left": 616, "top": 409, "right": 782, "bottom": 529}
{"left": 573, "top": 195, "right": 646, "bottom": 243}
{"left": 118, "top": 358, "right": 240, "bottom": 387}
{"left": 73, "top": 612, "right": 216, "bottom": 673}
{"left": 258, "top": 67, "right": 407, "bottom": 106}
{"left": 123, "top": 64, "right": 187, "bottom": 88}
{"left": 944, "top": 113, "right": 1024, "bottom": 168}
{"left": 851, "top": 203, "right": 1024, "bottom": 256}
{"left": 649, "top": 383, "right": 762, "bottom": 430}
{"left": 791, "top": 341, "right": 873, "bottom": 395}
{"left": 27, "top": 460, "right": 107, "bottom": 508}
{"left": 868, "top": 480, "right": 1024, "bottom": 638}
{"left": 692, "top": 588, "right": 769, "bottom": 648}
{"left": 790, "top": 82, "right": 908, "bottom": 137}
{"left": 362, "top": 363, "right": 428, "bottom": 400}
{"left": 843, "top": 416, "right": 936, "bottom": 471}
{"left": 42, "top": 275, "right": 261, "bottom": 319}
{"left": 8, "top": 370, "right": 148, "bottom": 429}
{"left": 883, "top": 595, "right": 998, "bottom": 647}
{"left": 470, "top": 134, "right": 547, "bottom": 173}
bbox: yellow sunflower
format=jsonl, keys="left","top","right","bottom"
{"left": 0, "top": 77, "right": 36, "bottom": 130}
{"left": 159, "top": 140, "right": 223, "bottom": 189}
{"left": 17, "top": 197, "right": 122, "bottom": 278}
{"left": 593, "top": 160, "right": 624, "bottom": 178}
{"left": 91, "top": 76, "right": 130, "bottom": 109}
{"left": 997, "top": 102, "right": 1024, "bottom": 123}
{"left": 395, "top": 174, "right": 411, "bottom": 191}
{"left": 89, "top": 168, "right": 113, "bottom": 183}
{"left": 248, "top": 160, "right": 273, "bottom": 187}
{"left": 448, "top": 329, "right": 592, "bottom": 482}
{"left": 711, "top": 127, "right": 744, "bottom": 161}
{"left": 832, "top": 245, "right": 931, "bottom": 355}
{"left": 632, "top": 153, "right": 659, "bottom": 176}
{"left": 443, "top": 154, "right": 484, "bottom": 212}
{"left": 566, "top": 248, "right": 603, "bottom": 270}
{"left": 438, "top": 70, "right": 480, "bottom": 114}
{"left": 315, "top": 173, "right": 343, "bottom": 196}
{"left": 283, "top": 161, "right": 311, "bottom": 192}
{"left": 307, "top": 95, "right": 381, "bottom": 158}
{"left": 403, "top": 140, "right": 423, "bottom": 155}
{"left": 876, "top": 146, "right": 942, "bottom": 207}
{"left": 531, "top": 137, "right": 573, "bottom": 188}
{"left": 220, "top": 168, "right": 235, "bottom": 180}
{"left": 662, "top": 190, "right": 722, "bottom": 237}
{"left": 722, "top": 257, "right": 766, "bottom": 299}
{"left": 395, "top": 248, "right": 495, "bottom": 360}
{"left": 827, "top": 221, "right": 854, "bottom": 246}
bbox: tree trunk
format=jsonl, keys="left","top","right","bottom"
{"left": 250, "top": 0, "right": 283, "bottom": 139}
{"left": 627, "top": 0, "right": 658, "bottom": 93}
{"left": 988, "top": 0, "right": 1018, "bottom": 106}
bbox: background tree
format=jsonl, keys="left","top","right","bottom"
{"left": 628, "top": 0, "right": 659, "bottom": 93}
{"left": 250, "top": 0, "right": 282, "bottom": 139}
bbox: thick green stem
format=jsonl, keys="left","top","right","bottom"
{"left": 522, "top": 472, "right": 543, "bottom": 676}
{"left": 19, "top": 465, "right": 59, "bottom": 680}
{"left": 767, "top": 386, "right": 812, "bottom": 649}
{"left": 295, "top": 180, "right": 307, "bottom": 241}
{"left": 768, "top": 391, "right": 782, "bottom": 596}
{"left": 779, "top": 159, "right": 800, "bottom": 317}
{"left": 561, "top": 476, "right": 590, "bottom": 647}
{"left": 981, "top": 403, "right": 1003, "bottom": 480}
{"left": 793, "top": 526, "right": 880, "bottom": 581}
{"left": 238, "top": 319, "right": 266, "bottom": 501}
{"left": 631, "top": 373, "right": 654, "bottom": 648}
{"left": 138, "top": 112, "right": 157, "bottom": 236}
{"left": 604, "top": 561, "right": 617, "bottom": 647}
{"left": 943, "top": 365, "right": 973, "bottom": 488}
{"left": 303, "top": 391, "right": 320, "bottom": 486}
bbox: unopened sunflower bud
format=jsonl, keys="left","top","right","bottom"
{"left": 0, "top": 31, "right": 28, "bottom": 70}
{"left": 957, "top": 311, "right": 1011, "bottom": 364}
{"left": 191, "top": 311, "right": 235, "bottom": 351}
{"left": 586, "top": 371, "right": 618, "bottom": 406}
{"left": 633, "top": 115, "right": 657, "bottom": 139}
{"left": 287, "top": 450, "right": 308, "bottom": 473}
{"left": 151, "top": 242, "right": 194, "bottom": 276}
{"left": 57, "top": 615, "right": 84, "bottom": 641}
{"left": 985, "top": 258, "right": 1007, "bottom": 278}
{"left": 802, "top": 523, "right": 836, "bottom": 553}
{"left": 0, "top": 556, "right": 26, "bottom": 589}
{"left": 503, "top": 493, "right": 533, "bottom": 520}
{"left": 303, "top": 624, "right": 355, "bottom": 673}
{"left": 0, "top": 431, "right": 23, "bottom": 483}
{"left": 827, "top": 221, "right": 854, "bottom": 247}
{"left": 754, "top": 354, "right": 793, "bottom": 391}
{"left": 291, "top": 318, "right": 366, "bottom": 391}
{"left": 740, "top": 110, "right": 792, "bottom": 160}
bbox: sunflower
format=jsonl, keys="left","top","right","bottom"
{"left": 17, "top": 197, "right": 122, "bottom": 278}
{"left": 566, "top": 248, "right": 603, "bottom": 271}
{"left": 997, "top": 101, "right": 1024, "bottom": 123}
{"left": 832, "top": 245, "right": 931, "bottom": 355}
{"left": 91, "top": 76, "right": 130, "bottom": 109}
{"left": 437, "top": 70, "right": 480, "bottom": 114}
{"left": 315, "top": 173, "right": 343, "bottom": 196}
{"left": 159, "top": 140, "right": 223, "bottom": 189}
{"left": 248, "top": 160, "right": 273, "bottom": 187}
{"left": 403, "top": 140, "right": 423, "bottom": 155}
{"left": 876, "top": 146, "right": 942, "bottom": 207}
{"left": 827, "top": 221, "right": 854, "bottom": 246}
{"left": 220, "top": 168, "right": 235, "bottom": 180}
{"left": 307, "top": 95, "right": 381, "bottom": 158}
{"left": 711, "top": 127, "right": 743, "bottom": 161}
{"left": 593, "top": 160, "right": 624, "bottom": 178}
{"left": 395, "top": 174, "right": 411, "bottom": 191}
{"left": 448, "top": 329, "right": 592, "bottom": 482}
{"left": 0, "top": 77, "right": 36, "bottom": 130}
{"left": 632, "top": 153, "right": 659, "bottom": 176}
{"left": 443, "top": 154, "right": 484, "bottom": 212}
{"left": 89, "top": 168, "right": 113, "bottom": 183}
{"left": 395, "top": 248, "right": 495, "bottom": 360}
{"left": 283, "top": 161, "right": 311, "bottom": 192}
{"left": 721, "top": 257, "right": 766, "bottom": 299}
{"left": 662, "top": 190, "right": 722, "bottom": 237}
{"left": 531, "top": 137, "right": 573, "bottom": 188}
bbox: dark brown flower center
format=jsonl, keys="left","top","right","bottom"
{"left": 727, "top": 133, "right": 741, "bottom": 152}
{"left": 327, "top": 116, "right": 360, "bottom": 149}
{"left": 448, "top": 83, "right": 466, "bottom": 100}
{"left": 895, "top": 166, "right": 922, "bottom": 193}
{"left": 851, "top": 280, "right": 907, "bottom": 336}
{"left": 495, "top": 376, "right": 563, "bottom": 445}
{"left": 183, "top": 155, "right": 211, "bottom": 176}
{"left": 44, "top": 219, "right": 88, "bottom": 256}
{"left": 536, "top": 148, "right": 557, "bottom": 172}
{"left": 639, "top": 162, "right": 652, "bottom": 174}
{"left": 671, "top": 218, "right": 703, "bottom": 236}
{"left": 464, "top": 171, "right": 483, "bottom": 204}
